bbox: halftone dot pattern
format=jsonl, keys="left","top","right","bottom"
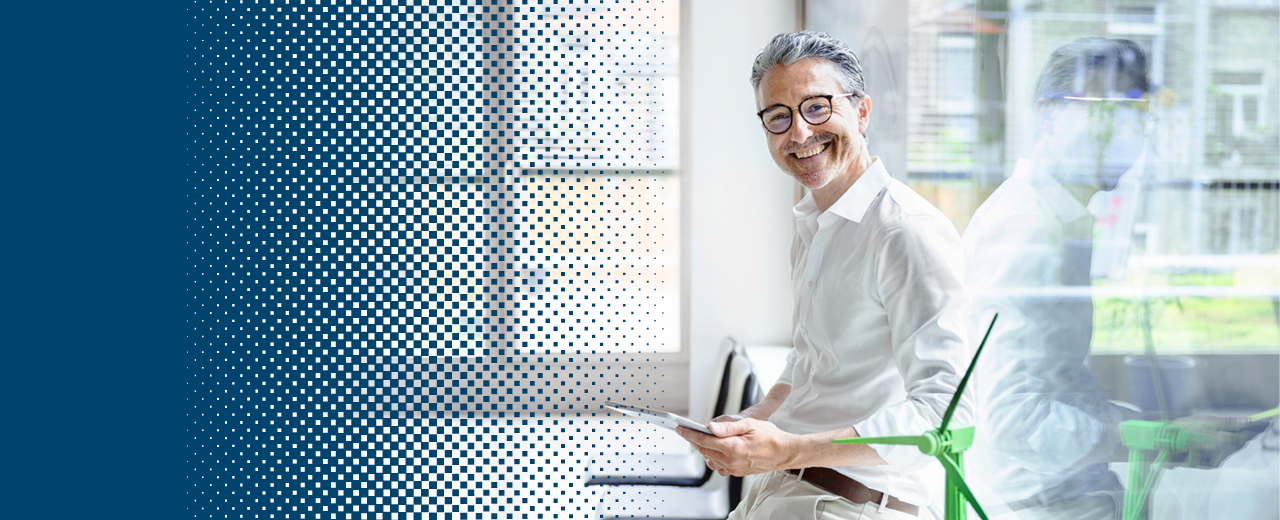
{"left": 189, "top": 1, "right": 684, "bottom": 519}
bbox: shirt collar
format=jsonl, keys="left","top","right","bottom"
{"left": 791, "top": 158, "right": 893, "bottom": 226}
{"left": 792, "top": 190, "right": 820, "bottom": 243}
{"left": 1013, "top": 158, "right": 1091, "bottom": 224}
{"left": 829, "top": 158, "right": 892, "bottom": 223}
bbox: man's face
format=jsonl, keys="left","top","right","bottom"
{"left": 1040, "top": 99, "right": 1149, "bottom": 190}
{"left": 756, "top": 59, "right": 870, "bottom": 190}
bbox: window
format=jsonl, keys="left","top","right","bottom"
{"left": 876, "top": 1, "right": 1280, "bottom": 355}
{"left": 487, "top": 0, "right": 682, "bottom": 354}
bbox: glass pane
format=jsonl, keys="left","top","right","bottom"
{"left": 808, "top": 0, "right": 1279, "bottom": 517}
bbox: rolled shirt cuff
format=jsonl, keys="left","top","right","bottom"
{"left": 852, "top": 400, "right": 938, "bottom": 475}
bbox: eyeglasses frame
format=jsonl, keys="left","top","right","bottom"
{"left": 757, "top": 92, "right": 860, "bottom": 135}
{"left": 1051, "top": 96, "right": 1158, "bottom": 136}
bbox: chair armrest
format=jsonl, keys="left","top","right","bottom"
{"left": 585, "top": 474, "right": 708, "bottom": 487}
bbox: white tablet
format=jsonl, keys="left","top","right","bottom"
{"left": 604, "top": 401, "right": 714, "bottom": 435}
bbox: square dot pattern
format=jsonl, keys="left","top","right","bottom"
{"left": 190, "top": 0, "right": 685, "bottom": 519}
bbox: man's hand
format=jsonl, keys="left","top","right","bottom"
{"left": 1170, "top": 414, "right": 1268, "bottom": 469}
{"left": 677, "top": 418, "right": 798, "bottom": 477}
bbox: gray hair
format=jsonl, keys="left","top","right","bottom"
{"left": 750, "top": 31, "right": 867, "bottom": 98}
{"left": 1035, "top": 38, "right": 1150, "bottom": 103}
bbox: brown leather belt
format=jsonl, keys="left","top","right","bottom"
{"left": 785, "top": 467, "right": 919, "bottom": 516}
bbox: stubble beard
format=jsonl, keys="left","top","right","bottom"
{"left": 791, "top": 168, "right": 835, "bottom": 190}
{"left": 780, "top": 132, "right": 842, "bottom": 190}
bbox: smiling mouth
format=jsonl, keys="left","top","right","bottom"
{"left": 794, "top": 143, "right": 827, "bottom": 159}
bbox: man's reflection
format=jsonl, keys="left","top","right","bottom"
{"left": 964, "top": 38, "right": 1151, "bottom": 519}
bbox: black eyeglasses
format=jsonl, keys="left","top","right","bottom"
{"left": 1056, "top": 96, "right": 1158, "bottom": 135}
{"left": 757, "top": 93, "right": 857, "bottom": 134}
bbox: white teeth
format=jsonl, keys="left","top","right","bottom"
{"left": 795, "top": 144, "right": 826, "bottom": 159}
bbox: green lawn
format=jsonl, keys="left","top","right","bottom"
{"left": 1092, "top": 272, "right": 1280, "bottom": 354}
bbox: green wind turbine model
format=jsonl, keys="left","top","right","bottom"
{"left": 834, "top": 314, "right": 999, "bottom": 520}
{"left": 1116, "top": 299, "right": 1280, "bottom": 520}
{"left": 1119, "top": 407, "right": 1279, "bottom": 520}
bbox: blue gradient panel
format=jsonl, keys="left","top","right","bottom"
{"left": 189, "top": 1, "right": 682, "bottom": 518}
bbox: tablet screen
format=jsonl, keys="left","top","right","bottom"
{"left": 605, "top": 401, "right": 714, "bottom": 435}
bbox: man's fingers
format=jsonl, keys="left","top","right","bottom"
{"left": 680, "top": 427, "right": 734, "bottom": 463}
{"left": 681, "top": 423, "right": 759, "bottom": 477}
{"left": 689, "top": 438, "right": 737, "bottom": 467}
{"left": 677, "top": 426, "right": 714, "bottom": 448}
{"left": 682, "top": 426, "right": 740, "bottom": 463}
{"left": 705, "top": 453, "right": 733, "bottom": 477}
{"left": 699, "top": 440, "right": 734, "bottom": 463}
{"left": 708, "top": 418, "right": 753, "bottom": 437}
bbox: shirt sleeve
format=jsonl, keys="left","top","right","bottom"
{"left": 967, "top": 214, "right": 1133, "bottom": 475}
{"left": 852, "top": 213, "right": 972, "bottom": 474}
{"left": 775, "top": 347, "right": 798, "bottom": 388}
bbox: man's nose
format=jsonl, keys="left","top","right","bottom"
{"left": 788, "top": 115, "right": 817, "bottom": 143}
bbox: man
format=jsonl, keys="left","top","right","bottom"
{"left": 963, "top": 38, "right": 1152, "bottom": 520}
{"left": 677, "top": 31, "right": 972, "bottom": 519}
{"left": 965, "top": 38, "right": 1263, "bottom": 519}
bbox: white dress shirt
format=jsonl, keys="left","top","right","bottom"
{"left": 964, "top": 158, "right": 1135, "bottom": 507}
{"left": 770, "top": 159, "right": 973, "bottom": 508}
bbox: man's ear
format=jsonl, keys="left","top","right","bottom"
{"left": 1035, "top": 99, "right": 1053, "bottom": 136}
{"left": 857, "top": 95, "right": 873, "bottom": 134}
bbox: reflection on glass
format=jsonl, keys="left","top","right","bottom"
{"left": 964, "top": 37, "right": 1270, "bottom": 519}
{"left": 965, "top": 38, "right": 1151, "bottom": 519}
{"left": 798, "top": 1, "right": 1280, "bottom": 516}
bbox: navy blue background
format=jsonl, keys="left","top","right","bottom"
{"left": 8, "top": 1, "right": 186, "bottom": 517}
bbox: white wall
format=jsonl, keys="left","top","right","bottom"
{"left": 685, "top": 0, "right": 798, "bottom": 420}
{"left": 806, "top": 0, "right": 910, "bottom": 181}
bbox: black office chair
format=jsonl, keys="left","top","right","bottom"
{"left": 588, "top": 337, "right": 761, "bottom": 519}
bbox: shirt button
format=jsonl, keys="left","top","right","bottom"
{"left": 807, "top": 281, "right": 813, "bottom": 288}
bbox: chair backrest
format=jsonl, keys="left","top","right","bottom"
{"left": 742, "top": 344, "right": 792, "bottom": 395}
{"left": 694, "top": 337, "right": 763, "bottom": 511}
{"left": 700, "top": 337, "right": 760, "bottom": 423}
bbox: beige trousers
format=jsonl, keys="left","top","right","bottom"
{"left": 728, "top": 470, "right": 920, "bottom": 520}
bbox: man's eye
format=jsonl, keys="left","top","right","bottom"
{"left": 804, "top": 104, "right": 830, "bottom": 117}
{"left": 768, "top": 112, "right": 790, "bottom": 123}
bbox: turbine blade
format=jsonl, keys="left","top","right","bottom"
{"left": 940, "top": 313, "right": 998, "bottom": 432}
{"left": 937, "top": 454, "right": 990, "bottom": 520}
{"left": 1248, "top": 408, "right": 1279, "bottom": 423}
{"left": 832, "top": 435, "right": 928, "bottom": 447}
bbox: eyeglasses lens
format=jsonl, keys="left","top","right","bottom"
{"left": 762, "top": 107, "right": 792, "bottom": 134}
{"left": 800, "top": 98, "right": 832, "bottom": 125}
{"left": 761, "top": 98, "right": 834, "bottom": 134}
